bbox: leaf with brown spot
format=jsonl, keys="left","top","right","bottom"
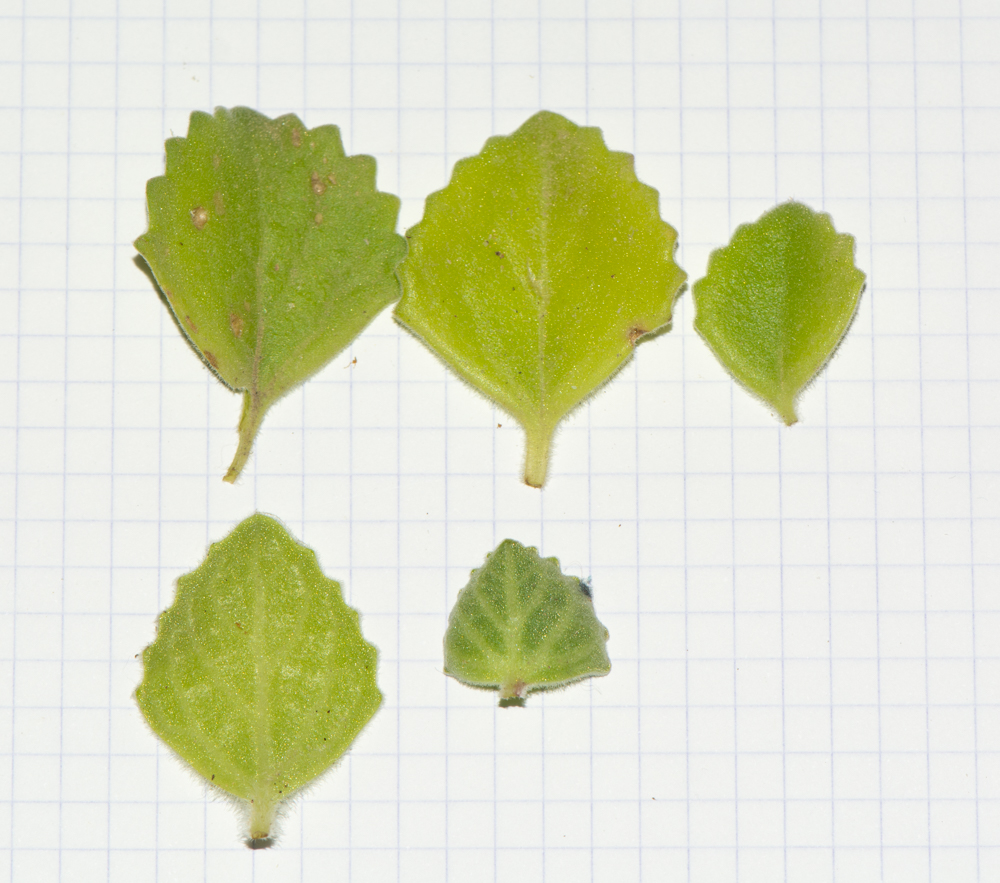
{"left": 136, "top": 107, "right": 406, "bottom": 481}
{"left": 395, "top": 111, "right": 686, "bottom": 487}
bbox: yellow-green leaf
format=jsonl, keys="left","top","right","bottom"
{"left": 395, "top": 111, "right": 686, "bottom": 487}
{"left": 134, "top": 513, "right": 382, "bottom": 847}
{"left": 692, "top": 201, "right": 866, "bottom": 424}
{"left": 444, "top": 539, "right": 611, "bottom": 706}
{"left": 135, "top": 107, "right": 406, "bottom": 481}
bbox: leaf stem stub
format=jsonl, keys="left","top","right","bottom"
{"left": 522, "top": 426, "right": 554, "bottom": 488}
{"left": 247, "top": 796, "right": 279, "bottom": 847}
{"left": 224, "top": 391, "right": 265, "bottom": 483}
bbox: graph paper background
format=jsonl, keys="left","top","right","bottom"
{"left": 2, "top": 1, "right": 999, "bottom": 881}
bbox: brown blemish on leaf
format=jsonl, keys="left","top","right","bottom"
{"left": 212, "top": 154, "right": 221, "bottom": 169}
{"left": 230, "top": 312, "right": 244, "bottom": 339}
{"left": 184, "top": 315, "right": 198, "bottom": 333}
{"left": 327, "top": 172, "right": 337, "bottom": 186}
{"left": 311, "top": 172, "right": 326, "bottom": 195}
{"left": 291, "top": 127, "right": 302, "bottom": 147}
{"left": 191, "top": 206, "right": 209, "bottom": 229}
{"left": 213, "top": 191, "right": 225, "bottom": 216}
{"left": 204, "top": 350, "right": 219, "bottom": 369}
{"left": 627, "top": 325, "right": 648, "bottom": 345}
{"left": 314, "top": 213, "right": 323, "bottom": 224}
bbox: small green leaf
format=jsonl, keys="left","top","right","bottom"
{"left": 134, "top": 513, "right": 382, "bottom": 847}
{"left": 692, "top": 201, "right": 866, "bottom": 425}
{"left": 444, "top": 539, "right": 611, "bottom": 706}
{"left": 395, "top": 111, "right": 686, "bottom": 487}
{"left": 135, "top": 107, "right": 406, "bottom": 482}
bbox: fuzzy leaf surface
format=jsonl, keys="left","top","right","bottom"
{"left": 135, "top": 107, "right": 406, "bottom": 481}
{"left": 395, "top": 111, "right": 686, "bottom": 487}
{"left": 135, "top": 513, "right": 382, "bottom": 846}
{"left": 444, "top": 539, "right": 611, "bottom": 705}
{"left": 692, "top": 201, "right": 866, "bottom": 424}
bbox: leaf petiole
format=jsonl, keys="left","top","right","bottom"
{"left": 224, "top": 390, "right": 266, "bottom": 483}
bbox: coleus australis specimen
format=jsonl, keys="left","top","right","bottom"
{"left": 135, "top": 107, "right": 406, "bottom": 482}
{"left": 396, "top": 110, "right": 687, "bottom": 487}
{"left": 135, "top": 514, "right": 381, "bottom": 847}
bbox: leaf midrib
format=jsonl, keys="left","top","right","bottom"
{"left": 251, "top": 139, "right": 267, "bottom": 413}
{"left": 536, "top": 144, "right": 552, "bottom": 423}
{"left": 251, "top": 539, "right": 271, "bottom": 792}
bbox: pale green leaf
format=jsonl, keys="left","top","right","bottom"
{"left": 395, "top": 111, "right": 686, "bottom": 487}
{"left": 692, "top": 201, "right": 866, "bottom": 424}
{"left": 135, "top": 107, "right": 406, "bottom": 481}
{"left": 444, "top": 539, "right": 611, "bottom": 706}
{"left": 134, "top": 513, "right": 382, "bottom": 847}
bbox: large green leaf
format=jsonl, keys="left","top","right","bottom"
{"left": 444, "top": 539, "right": 611, "bottom": 706}
{"left": 135, "top": 107, "right": 406, "bottom": 481}
{"left": 692, "top": 201, "right": 866, "bottom": 424}
{"left": 395, "top": 111, "right": 686, "bottom": 487}
{"left": 134, "top": 513, "right": 382, "bottom": 846}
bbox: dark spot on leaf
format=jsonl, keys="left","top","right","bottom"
{"left": 211, "top": 774, "right": 215, "bottom": 780}
{"left": 578, "top": 578, "right": 592, "bottom": 599}
{"left": 184, "top": 315, "right": 198, "bottom": 333}
{"left": 230, "top": 312, "right": 244, "bottom": 339}
{"left": 204, "top": 351, "right": 218, "bottom": 368}
{"left": 495, "top": 251, "right": 504, "bottom": 258}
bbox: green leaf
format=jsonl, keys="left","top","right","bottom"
{"left": 444, "top": 539, "right": 611, "bottom": 706}
{"left": 395, "top": 111, "right": 686, "bottom": 487}
{"left": 135, "top": 107, "right": 406, "bottom": 482}
{"left": 692, "top": 201, "right": 866, "bottom": 425}
{"left": 134, "top": 513, "right": 382, "bottom": 847}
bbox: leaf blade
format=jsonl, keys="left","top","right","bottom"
{"left": 135, "top": 107, "right": 407, "bottom": 481}
{"left": 692, "top": 201, "right": 866, "bottom": 424}
{"left": 444, "top": 539, "right": 611, "bottom": 705}
{"left": 395, "top": 111, "right": 686, "bottom": 486}
{"left": 134, "top": 513, "right": 382, "bottom": 845}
